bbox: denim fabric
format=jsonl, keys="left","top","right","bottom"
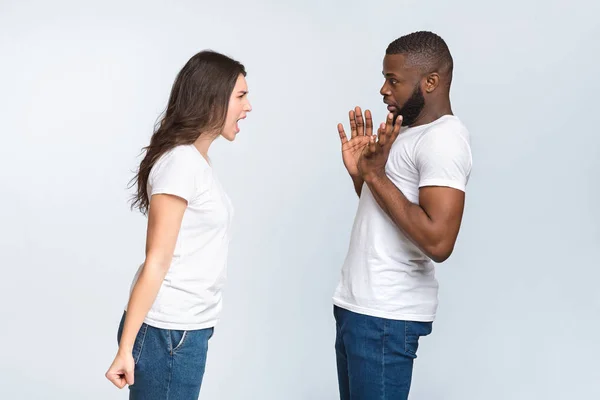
{"left": 334, "top": 305, "right": 433, "bottom": 400}
{"left": 117, "top": 312, "right": 214, "bottom": 400}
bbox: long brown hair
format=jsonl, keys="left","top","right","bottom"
{"left": 129, "top": 50, "right": 246, "bottom": 215}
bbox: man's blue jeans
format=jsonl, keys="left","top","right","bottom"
{"left": 334, "top": 305, "right": 433, "bottom": 400}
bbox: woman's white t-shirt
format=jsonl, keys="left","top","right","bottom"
{"left": 127, "top": 144, "right": 234, "bottom": 331}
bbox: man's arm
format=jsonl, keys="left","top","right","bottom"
{"left": 364, "top": 174, "right": 464, "bottom": 262}
{"left": 352, "top": 176, "right": 364, "bottom": 197}
{"left": 358, "top": 114, "right": 471, "bottom": 263}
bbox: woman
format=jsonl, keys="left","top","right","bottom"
{"left": 105, "top": 50, "right": 252, "bottom": 399}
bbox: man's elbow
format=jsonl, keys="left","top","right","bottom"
{"left": 430, "top": 253, "right": 451, "bottom": 263}
{"left": 426, "top": 243, "right": 454, "bottom": 263}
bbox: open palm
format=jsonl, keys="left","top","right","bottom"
{"left": 338, "top": 107, "right": 374, "bottom": 177}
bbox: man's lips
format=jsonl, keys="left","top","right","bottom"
{"left": 384, "top": 99, "right": 397, "bottom": 111}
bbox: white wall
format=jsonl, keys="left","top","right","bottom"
{"left": 1, "top": 0, "right": 598, "bottom": 398}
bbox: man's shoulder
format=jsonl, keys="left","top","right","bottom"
{"left": 413, "top": 115, "right": 470, "bottom": 151}
{"left": 423, "top": 114, "right": 468, "bottom": 136}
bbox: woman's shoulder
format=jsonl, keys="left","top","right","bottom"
{"left": 150, "top": 145, "right": 210, "bottom": 182}
{"left": 158, "top": 145, "right": 208, "bottom": 168}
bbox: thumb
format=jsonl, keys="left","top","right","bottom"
{"left": 391, "top": 116, "right": 403, "bottom": 140}
{"left": 365, "top": 135, "right": 376, "bottom": 155}
{"left": 105, "top": 368, "right": 126, "bottom": 389}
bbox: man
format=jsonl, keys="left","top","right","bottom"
{"left": 334, "top": 31, "right": 472, "bottom": 399}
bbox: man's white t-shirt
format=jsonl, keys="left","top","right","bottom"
{"left": 127, "top": 144, "right": 234, "bottom": 331}
{"left": 333, "top": 114, "right": 472, "bottom": 322}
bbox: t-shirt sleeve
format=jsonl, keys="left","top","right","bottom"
{"left": 414, "top": 127, "right": 472, "bottom": 192}
{"left": 149, "top": 149, "right": 198, "bottom": 202}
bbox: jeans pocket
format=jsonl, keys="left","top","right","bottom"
{"left": 170, "top": 330, "right": 188, "bottom": 354}
{"left": 132, "top": 324, "right": 148, "bottom": 364}
{"left": 404, "top": 321, "right": 433, "bottom": 358}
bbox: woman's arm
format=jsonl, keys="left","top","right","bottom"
{"left": 106, "top": 193, "right": 187, "bottom": 388}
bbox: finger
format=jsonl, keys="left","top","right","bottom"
{"left": 116, "top": 375, "right": 127, "bottom": 389}
{"left": 125, "top": 369, "right": 135, "bottom": 386}
{"left": 337, "top": 123, "right": 348, "bottom": 144}
{"left": 368, "top": 135, "right": 377, "bottom": 154}
{"left": 377, "top": 121, "right": 387, "bottom": 146}
{"left": 106, "top": 371, "right": 126, "bottom": 389}
{"left": 365, "top": 110, "right": 373, "bottom": 136}
{"left": 385, "top": 112, "right": 395, "bottom": 136}
{"left": 391, "top": 115, "right": 403, "bottom": 141}
{"left": 379, "top": 113, "right": 395, "bottom": 146}
{"left": 349, "top": 110, "right": 357, "bottom": 138}
{"left": 355, "top": 106, "right": 364, "bottom": 136}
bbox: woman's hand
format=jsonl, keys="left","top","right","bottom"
{"left": 105, "top": 349, "right": 135, "bottom": 389}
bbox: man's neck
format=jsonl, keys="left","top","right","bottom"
{"left": 409, "top": 100, "right": 453, "bottom": 128}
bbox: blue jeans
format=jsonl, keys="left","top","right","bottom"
{"left": 334, "top": 305, "right": 433, "bottom": 400}
{"left": 117, "top": 312, "right": 214, "bottom": 400}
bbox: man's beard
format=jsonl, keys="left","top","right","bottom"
{"left": 396, "top": 84, "right": 425, "bottom": 126}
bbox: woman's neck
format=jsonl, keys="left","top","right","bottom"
{"left": 193, "top": 135, "right": 217, "bottom": 164}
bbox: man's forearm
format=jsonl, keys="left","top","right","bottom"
{"left": 352, "top": 175, "right": 364, "bottom": 197}
{"left": 364, "top": 173, "right": 447, "bottom": 261}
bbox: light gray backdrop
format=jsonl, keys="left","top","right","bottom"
{"left": 1, "top": 0, "right": 598, "bottom": 399}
